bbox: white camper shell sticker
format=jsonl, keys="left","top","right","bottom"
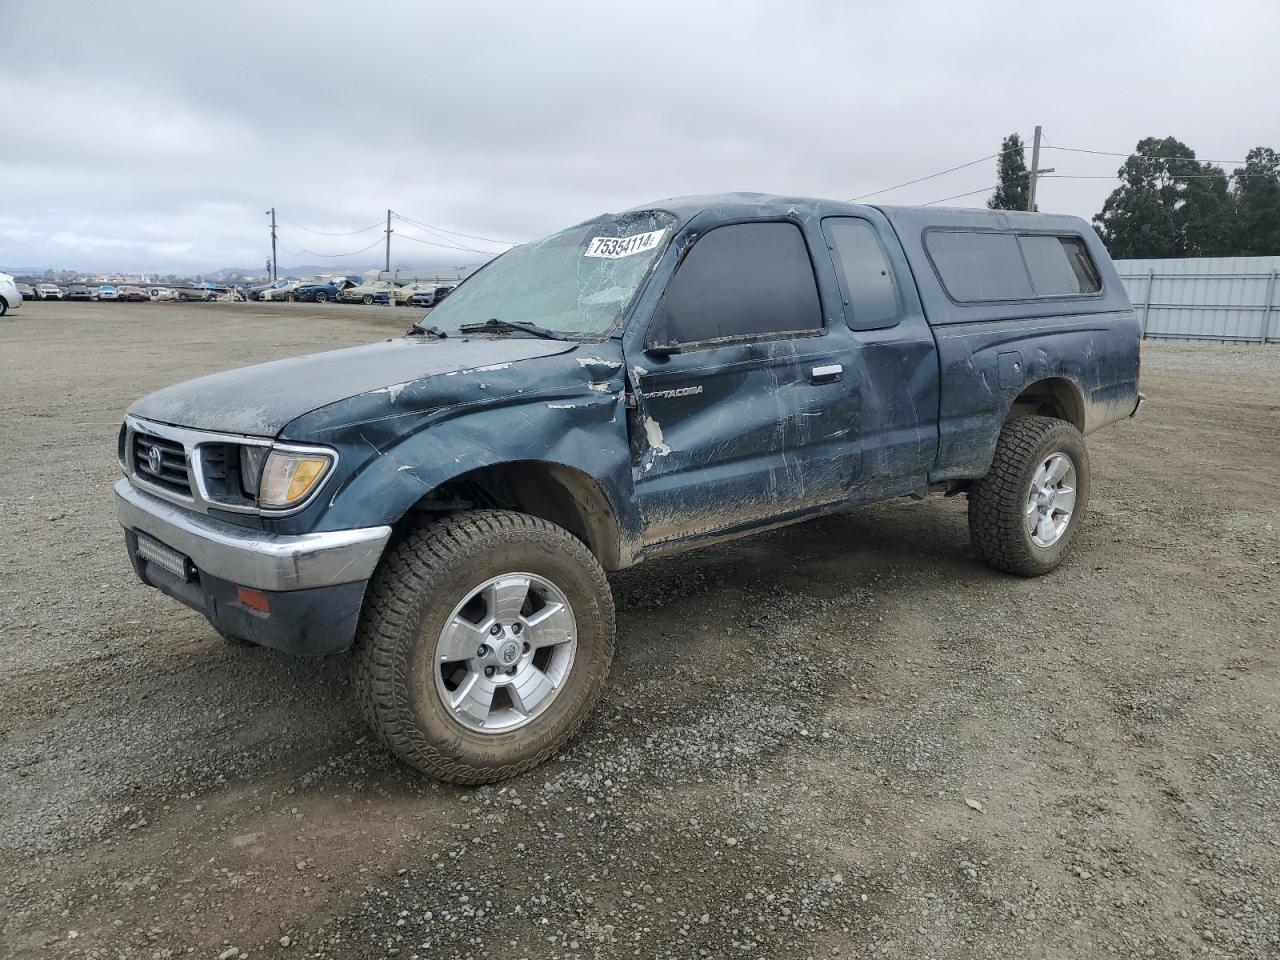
{"left": 584, "top": 229, "right": 666, "bottom": 259}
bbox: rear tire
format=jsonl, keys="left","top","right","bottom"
{"left": 352, "top": 510, "right": 615, "bottom": 784}
{"left": 361, "top": 294, "right": 374, "bottom": 305}
{"left": 315, "top": 292, "right": 328, "bottom": 303}
{"left": 968, "top": 416, "right": 1090, "bottom": 577}
{"left": 0, "top": 298, "right": 7, "bottom": 317}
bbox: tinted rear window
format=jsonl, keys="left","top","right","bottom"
{"left": 822, "top": 218, "right": 899, "bottom": 330}
{"left": 926, "top": 231, "right": 1032, "bottom": 301}
{"left": 926, "top": 229, "right": 1102, "bottom": 302}
{"left": 1020, "top": 235, "right": 1101, "bottom": 295}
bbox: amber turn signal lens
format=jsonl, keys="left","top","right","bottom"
{"left": 236, "top": 586, "right": 270, "bottom": 613}
{"left": 257, "top": 449, "right": 333, "bottom": 509}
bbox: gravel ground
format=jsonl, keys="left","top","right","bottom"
{"left": 2, "top": 302, "right": 1278, "bottom": 959}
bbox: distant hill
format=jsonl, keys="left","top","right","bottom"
{"left": 207, "top": 258, "right": 489, "bottom": 283}
{"left": 5, "top": 257, "right": 490, "bottom": 285}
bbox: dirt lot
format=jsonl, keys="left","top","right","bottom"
{"left": 2, "top": 301, "right": 1278, "bottom": 960}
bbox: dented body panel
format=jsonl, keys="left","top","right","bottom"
{"left": 115, "top": 192, "right": 1140, "bottom": 653}
{"left": 875, "top": 204, "right": 1141, "bottom": 480}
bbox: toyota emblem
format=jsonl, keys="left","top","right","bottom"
{"left": 146, "top": 445, "right": 163, "bottom": 475}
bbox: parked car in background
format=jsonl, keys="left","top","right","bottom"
{"left": 16, "top": 282, "right": 36, "bottom": 301}
{"left": 66, "top": 284, "right": 95, "bottom": 301}
{"left": 148, "top": 287, "right": 179, "bottom": 302}
{"left": 260, "top": 279, "right": 305, "bottom": 302}
{"left": 119, "top": 287, "right": 149, "bottom": 302}
{"left": 195, "top": 285, "right": 241, "bottom": 302}
{"left": 292, "top": 277, "right": 355, "bottom": 303}
{"left": 250, "top": 279, "right": 292, "bottom": 301}
{"left": 407, "top": 285, "right": 455, "bottom": 308}
{"left": 97, "top": 284, "right": 120, "bottom": 301}
{"left": 38, "top": 283, "right": 64, "bottom": 300}
{"left": 340, "top": 279, "right": 410, "bottom": 305}
{"left": 0, "top": 273, "right": 23, "bottom": 317}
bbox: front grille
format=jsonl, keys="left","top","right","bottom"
{"left": 132, "top": 431, "right": 191, "bottom": 496}
{"left": 198, "top": 442, "right": 255, "bottom": 506}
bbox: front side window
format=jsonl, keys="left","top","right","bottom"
{"left": 822, "top": 218, "right": 899, "bottom": 330}
{"left": 425, "top": 209, "right": 676, "bottom": 336}
{"left": 654, "top": 221, "right": 821, "bottom": 346}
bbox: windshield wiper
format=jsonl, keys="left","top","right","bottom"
{"left": 457, "top": 318, "right": 562, "bottom": 340}
{"left": 408, "top": 322, "right": 448, "bottom": 339}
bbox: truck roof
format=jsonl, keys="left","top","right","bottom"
{"left": 623, "top": 192, "right": 1093, "bottom": 237}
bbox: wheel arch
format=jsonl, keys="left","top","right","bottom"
{"left": 392, "top": 460, "right": 625, "bottom": 571}
{"left": 1006, "top": 377, "right": 1086, "bottom": 432}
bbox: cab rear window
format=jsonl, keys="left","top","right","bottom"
{"left": 925, "top": 230, "right": 1101, "bottom": 302}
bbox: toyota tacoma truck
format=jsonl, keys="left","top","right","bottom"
{"left": 115, "top": 193, "right": 1142, "bottom": 783}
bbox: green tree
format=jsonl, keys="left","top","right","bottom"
{"left": 988, "top": 133, "right": 1031, "bottom": 211}
{"left": 1092, "top": 136, "right": 1236, "bottom": 258}
{"left": 1232, "top": 147, "right": 1280, "bottom": 255}
{"left": 1181, "top": 164, "right": 1235, "bottom": 257}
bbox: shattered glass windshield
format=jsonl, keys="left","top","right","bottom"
{"left": 424, "top": 209, "right": 677, "bottom": 337}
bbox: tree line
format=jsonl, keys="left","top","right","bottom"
{"left": 988, "top": 133, "right": 1280, "bottom": 259}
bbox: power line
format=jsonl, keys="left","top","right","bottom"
{"left": 849, "top": 153, "right": 1001, "bottom": 202}
{"left": 1040, "top": 139, "right": 1249, "bottom": 168}
{"left": 277, "top": 214, "right": 384, "bottom": 236}
{"left": 296, "top": 237, "right": 386, "bottom": 259}
{"left": 1042, "top": 172, "right": 1270, "bottom": 180}
{"left": 394, "top": 230, "right": 501, "bottom": 257}
{"left": 392, "top": 212, "right": 519, "bottom": 246}
{"left": 393, "top": 219, "right": 502, "bottom": 254}
{"left": 922, "top": 185, "right": 998, "bottom": 206}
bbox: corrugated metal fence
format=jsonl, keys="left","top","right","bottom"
{"left": 1113, "top": 256, "right": 1280, "bottom": 343}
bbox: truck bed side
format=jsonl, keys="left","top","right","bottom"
{"left": 876, "top": 206, "right": 1141, "bottom": 482}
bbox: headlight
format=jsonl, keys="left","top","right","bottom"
{"left": 257, "top": 447, "right": 335, "bottom": 509}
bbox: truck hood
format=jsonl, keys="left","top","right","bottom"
{"left": 128, "top": 336, "right": 577, "bottom": 437}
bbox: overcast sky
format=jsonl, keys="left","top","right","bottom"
{"left": 3, "top": 0, "right": 1277, "bottom": 274}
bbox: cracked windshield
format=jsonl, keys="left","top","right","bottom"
{"left": 423, "top": 209, "right": 676, "bottom": 336}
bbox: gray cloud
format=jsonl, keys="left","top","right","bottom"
{"left": 3, "top": 0, "right": 1276, "bottom": 272}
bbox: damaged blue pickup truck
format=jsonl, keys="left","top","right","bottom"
{"left": 116, "top": 193, "right": 1142, "bottom": 783}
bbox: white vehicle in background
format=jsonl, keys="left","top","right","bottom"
{"left": 0, "top": 273, "right": 23, "bottom": 317}
{"left": 259, "top": 278, "right": 305, "bottom": 301}
{"left": 97, "top": 284, "right": 121, "bottom": 301}
{"left": 148, "top": 287, "right": 179, "bottom": 302}
{"left": 37, "top": 282, "right": 64, "bottom": 300}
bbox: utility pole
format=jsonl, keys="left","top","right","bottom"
{"left": 266, "top": 207, "right": 278, "bottom": 280}
{"left": 385, "top": 209, "right": 392, "bottom": 275}
{"left": 1026, "top": 126, "right": 1054, "bottom": 212}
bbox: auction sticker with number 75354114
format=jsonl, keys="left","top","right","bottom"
{"left": 584, "top": 229, "right": 666, "bottom": 259}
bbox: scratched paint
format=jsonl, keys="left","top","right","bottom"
{"left": 123, "top": 193, "right": 1140, "bottom": 585}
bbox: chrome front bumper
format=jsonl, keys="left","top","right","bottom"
{"left": 115, "top": 478, "right": 391, "bottom": 591}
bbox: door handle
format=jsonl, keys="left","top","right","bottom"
{"left": 810, "top": 364, "right": 843, "bottom": 385}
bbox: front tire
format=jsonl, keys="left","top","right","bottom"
{"left": 352, "top": 510, "right": 615, "bottom": 784}
{"left": 968, "top": 416, "right": 1090, "bottom": 577}
{"left": 315, "top": 292, "right": 328, "bottom": 303}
